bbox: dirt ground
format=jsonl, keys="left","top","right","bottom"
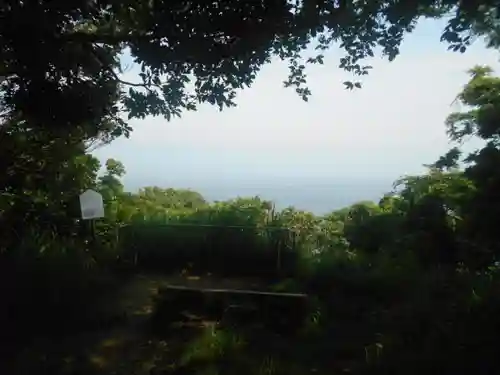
{"left": 12, "top": 273, "right": 276, "bottom": 375}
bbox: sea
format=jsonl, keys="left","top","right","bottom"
{"left": 126, "top": 178, "right": 395, "bottom": 215}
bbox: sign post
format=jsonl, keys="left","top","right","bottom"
{"left": 79, "top": 189, "right": 105, "bottom": 248}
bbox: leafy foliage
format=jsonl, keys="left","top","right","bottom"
{"left": 1, "top": 0, "right": 499, "bottom": 136}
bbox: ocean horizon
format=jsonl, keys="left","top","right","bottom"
{"left": 124, "top": 178, "right": 395, "bottom": 215}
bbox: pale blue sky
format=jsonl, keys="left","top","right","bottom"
{"left": 94, "top": 18, "right": 500, "bottom": 212}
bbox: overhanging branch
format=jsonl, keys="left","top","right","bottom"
{"left": 88, "top": 45, "right": 163, "bottom": 92}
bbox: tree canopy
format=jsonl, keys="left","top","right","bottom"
{"left": 1, "top": 0, "right": 499, "bottom": 141}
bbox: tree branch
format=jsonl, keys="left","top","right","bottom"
{"left": 88, "top": 45, "right": 161, "bottom": 92}
{"left": 61, "top": 30, "right": 155, "bottom": 45}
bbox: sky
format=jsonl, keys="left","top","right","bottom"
{"left": 93, "top": 17, "right": 500, "bottom": 211}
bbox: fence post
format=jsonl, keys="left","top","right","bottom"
{"left": 276, "top": 229, "right": 282, "bottom": 273}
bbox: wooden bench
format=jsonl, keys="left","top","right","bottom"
{"left": 162, "top": 284, "right": 307, "bottom": 298}
{"left": 152, "top": 284, "right": 309, "bottom": 334}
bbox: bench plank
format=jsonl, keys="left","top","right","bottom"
{"left": 162, "top": 284, "right": 307, "bottom": 298}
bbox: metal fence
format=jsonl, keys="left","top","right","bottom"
{"left": 116, "top": 223, "right": 299, "bottom": 277}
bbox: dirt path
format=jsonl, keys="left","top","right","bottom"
{"left": 14, "top": 273, "right": 272, "bottom": 375}
{"left": 13, "top": 275, "right": 162, "bottom": 375}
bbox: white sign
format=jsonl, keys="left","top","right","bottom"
{"left": 79, "top": 189, "right": 104, "bottom": 220}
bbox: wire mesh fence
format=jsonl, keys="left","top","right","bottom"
{"left": 117, "top": 223, "right": 300, "bottom": 278}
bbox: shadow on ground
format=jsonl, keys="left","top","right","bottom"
{"left": 9, "top": 273, "right": 323, "bottom": 375}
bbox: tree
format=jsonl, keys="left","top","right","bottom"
{"left": 97, "top": 158, "right": 126, "bottom": 220}
{"left": 434, "top": 65, "right": 500, "bottom": 268}
{"left": 137, "top": 186, "right": 207, "bottom": 210}
{"left": 1, "top": 0, "right": 498, "bottom": 139}
{"left": 0, "top": 122, "right": 101, "bottom": 252}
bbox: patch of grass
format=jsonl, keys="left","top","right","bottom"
{"left": 181, "top": 325, "right": 246, "bottom": 366}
